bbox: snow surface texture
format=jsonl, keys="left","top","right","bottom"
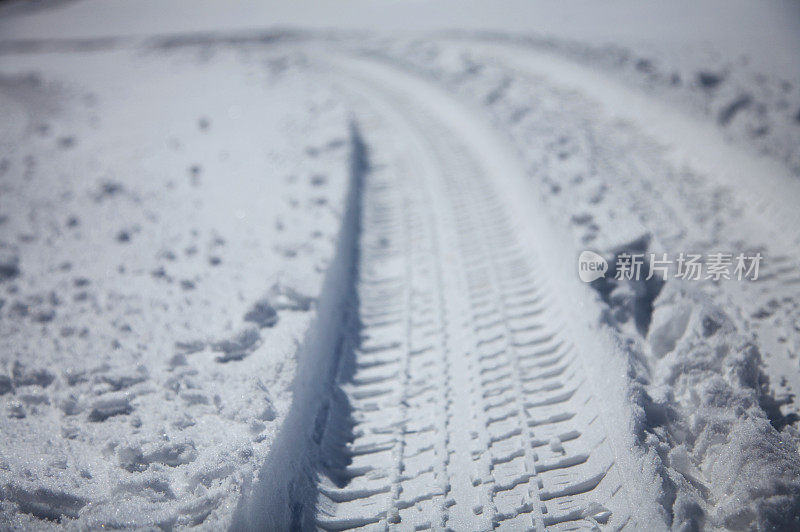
{"left": 0, "top": 44, "right": 355, "bottom": 528}
{"left": 472, "top": 33, "right": 800, "bottom": 175}
{"left": 1, "top": 5, "right": 800, "bottom": 532}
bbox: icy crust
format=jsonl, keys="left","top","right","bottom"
{"left": 643, "top": 284, "right": 800, "bottom": 530}
{"left": 0, "top": 45, "right": 353, "bottom": 528}
{"left": 366, "top": 37, "right": 800, "bottom": 529}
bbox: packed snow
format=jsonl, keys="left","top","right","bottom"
{"left": 1, "top": 1, "right": 799, "bottom": 530}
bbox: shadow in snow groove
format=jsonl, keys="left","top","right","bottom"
{"left": 229, "top": 122, "right": 367, "bottom": 531}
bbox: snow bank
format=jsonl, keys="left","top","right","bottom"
{"left": 642, "top": 284, "right": 800, "bottom": 529}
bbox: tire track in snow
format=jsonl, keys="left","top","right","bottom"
{"left": 374, "top": 37, "right": 800, "bottom": 528}
{"left": 305, "top": 53, "right": 654, "bottom": 530}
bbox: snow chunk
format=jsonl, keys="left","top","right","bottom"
{"left": 648, "top": 303, "right": 692, "bottom": 357}
{"left": 88, "top": 396, "right": 133, "bottom": 422}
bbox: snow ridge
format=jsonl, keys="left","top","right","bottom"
{"left": 639, "top": 284, "right": 800, "bottom": 529}
{"left": 230, "top": 121, "right": 366, "bottom": 531}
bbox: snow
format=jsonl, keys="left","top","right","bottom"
{"left": 2, "top": 1, "right": 799, "bottom": 74}
{"left": 1, "top": 1, "right": 800, "bottom": 530}
{"left": 371, "top": 36, "right": 800, "bottom": 527}
{"left": 644, "top": 284, "right": 800, "bottom": 528}
{"left": 0, "top": 43, "right": 354, "bottom": 528}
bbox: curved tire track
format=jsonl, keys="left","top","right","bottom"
{"left": 306, "top": 52, "right": 649, "bottom": 530}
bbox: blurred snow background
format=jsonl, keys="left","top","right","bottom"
{"left": 1, "top": 1, "right": 800, "bottom": 530}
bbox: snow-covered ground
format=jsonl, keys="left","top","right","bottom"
{"left": 1, "top": 1, "right": 800, "bottom": 530}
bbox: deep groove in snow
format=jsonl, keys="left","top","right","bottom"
{"left": 230, "top": 122, "right": 367, "bottom": 531}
